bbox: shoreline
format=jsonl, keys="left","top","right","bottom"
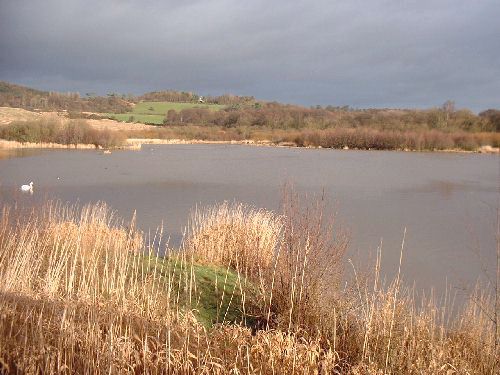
{"left": 124, "top": 138, "right": 500, "bottom": 154}
{"left": 0, "top": 137, "right": 498, "bottom": 153}
{"left": 0, "top": 139, "right": 141, "bottom": 150}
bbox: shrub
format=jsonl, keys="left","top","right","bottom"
{"left": 263, "top": 188, "right": 349, "bottom": 333}
{"left": 0, "top": 118, "right": 125, "bottom": 148}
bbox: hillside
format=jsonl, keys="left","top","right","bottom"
{"left": 0, "top": 81, "right": 253, "bottom": 114}
{"left": 0, "top": 81, "right": 132, "bottom": 113}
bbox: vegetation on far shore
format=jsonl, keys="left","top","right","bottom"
{"left": 0, "top": 194, "right": 497, "bottom": 373}
{"left": 1, "top": 80, "right": 499, "bottom": 151}
{"left": 2, "top": 116, "right": 499, "bottom": 152}
{"left": 121, "top": 125, "right": 498, "bottom": 151}
{"left": 0, "top": 118, "right": 125, "bottom": 148}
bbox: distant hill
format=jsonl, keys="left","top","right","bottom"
{"left": 0, "top": 81, "right": 132, "bottom": 113}
{"left": 0, "top": 81, "right": 47, "bottom": 98}
{"left": 0, "top": 81, "right": 257, "bottom": 113}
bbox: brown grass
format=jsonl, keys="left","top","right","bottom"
{"left": 0, "top": 198, "right": 498, "bottom": 373}
{"left": 185, "top": 202, "right": 283, "bottom": 277}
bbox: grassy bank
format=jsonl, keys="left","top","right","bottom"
{"left": 0, "top": 197, "right": 497, "bottom": 373}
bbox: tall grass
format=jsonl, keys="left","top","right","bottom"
{"left": 0, "top": 201, "right": 190, "bottom": 372}
{"left": 186, "top": 202, "right": 283, "bottom": 277}
{"left": 184, "top": 192, "right": 498, "bottom": 373}
{"left": 0, "top": 198, "right": 497, "bottom": 373}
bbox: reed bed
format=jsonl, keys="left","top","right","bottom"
{"left": 0, "top": 199, "right": 497, "bottom": 373}
{"left": 0, "top": 201, "right": 181, "bottom": 372}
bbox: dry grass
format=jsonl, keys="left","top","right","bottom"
{"left": 0, "top": 106, "right": 41, "bottom": 125}
{"left": 0, "top": 198, "right": 498, "bottom": 374}
{"left": 186, "top": 202, "right": 283, "bottom": 277}
{"left": 0, "top": 201, "right": 175, "bottom": 372}
{"left": 348, "top": 278, "right": 498, "bottom": 374}
{"left": 184, "top": 192, "right": 498, "bottom": 373}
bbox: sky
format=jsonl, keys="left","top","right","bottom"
{"left": 0, "top": 0, "right": 499, "bottom": 111}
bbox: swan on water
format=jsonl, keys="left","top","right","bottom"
{"left": 21, "top": 181, "right": 33, "bottom": 193}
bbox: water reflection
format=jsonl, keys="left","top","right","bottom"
{"left": 0, "top": 148, "right": 46, "bottom": 160}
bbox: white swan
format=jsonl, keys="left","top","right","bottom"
{"left": 21, "top": 181, "right": 33, "bottom": 193}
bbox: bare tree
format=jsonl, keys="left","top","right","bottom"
{"left": 442, "top": 100, "right": 456, "bottom": 124}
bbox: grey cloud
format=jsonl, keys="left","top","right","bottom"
{"left": 0, "top": 0, "right": 499, "bottom": 110}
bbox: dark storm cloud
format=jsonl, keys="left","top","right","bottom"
{"left": 1, "top": 0, "right": 499, "bottom": 110}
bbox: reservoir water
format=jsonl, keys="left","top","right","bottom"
{"left": 0, "top": 145, "right": 497, "bottom": 297}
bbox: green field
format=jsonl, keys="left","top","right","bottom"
{"left": 105, "top": 101, "right": 226, "bottom": 125}
{"left": 133, "top": 101, "right": 225, "bottom": 115}
{"left": 105, "top": 113, "right": 165, "bottom": 125}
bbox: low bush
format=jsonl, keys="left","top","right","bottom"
{"left": 0, "top": 118, "right": 126, "bottom": 148}
{"left": 280, "top": 128, "right": 500, "bottom": 151}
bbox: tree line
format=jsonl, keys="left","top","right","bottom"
{"left": 164, "top": 102, "right": 500, "bottom": 133}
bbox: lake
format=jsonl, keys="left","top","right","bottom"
{"left": 0, "top": 145, "right": 497, "bottom": 298}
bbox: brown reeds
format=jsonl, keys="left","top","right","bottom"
{"left": 185, "top": 202, "right": 283, "bottom": 277}
{"left": 0, "top": 198, "right": 498, "bottom": 373}
{"left": 184, "top": 192, "right": 498, "bottom": 373}
{"left": 0, "top": 201, "right": 176, "bottom": 372}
